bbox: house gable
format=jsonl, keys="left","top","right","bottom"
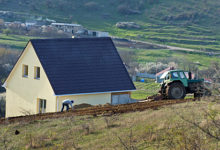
{"left": 5, "top": 42, "right": 53, "bottom": 92}
{"left": 5, "top": 42, "right": 56, "bottom": 117}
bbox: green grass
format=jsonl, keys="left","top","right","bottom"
{"left": 118, "top": 48, "right": 220, "bottom": 69}
{"left": 0, "top": 100, "right": 219, "bottom": 149}
{"left": 131, "top": 80, "right": 160, "bottom": 99}
{"left": 0, "top": 34, "right": 41, "bottom": 49}
{"left": 110, "top": 25, "right": 220, "bottom": 52}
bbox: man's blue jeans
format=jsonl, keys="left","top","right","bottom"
{"left": 61, "top": 103, "right": 69, "bottom": 112}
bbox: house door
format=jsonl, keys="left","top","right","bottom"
{"left": 112, "top": 95, "right": 119, "bottom": 105}
{"left": 38, "top": 99, "right": 46, "bottom": 113}
{"left": 111, "top": 94, "right": 130, "bottom": 105}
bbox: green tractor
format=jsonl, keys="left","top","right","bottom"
{"left": 159, "top": 70, "right": 211, "bottom": 99}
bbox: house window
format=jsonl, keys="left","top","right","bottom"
{"left": 34, "top": 66, "right": 40, "bottom": 79}
{"left": 38, "top": 99, "right": 46, "bottom": 113}
{"left": 92, "top": 32, "right": 97, "bottom": 36}
{"left": 22, "top": 65, "right": 28, "bottom": 77}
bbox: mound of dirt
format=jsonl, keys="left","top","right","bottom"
{"left": 74, "top": 103, "right": 92, "bottom": 109}
{"left": 147, "top": 94, "right": 164, "bottom": 101}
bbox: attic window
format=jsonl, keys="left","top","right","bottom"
{"left": 22, "top": 65, "right": 28, "bottom": 77}
{"left": 34, "top": 66, "right": 40, "bottom": 79}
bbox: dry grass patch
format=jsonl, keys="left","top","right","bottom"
{"left": 0, "top": 100, "right": 219, "bottom": 149}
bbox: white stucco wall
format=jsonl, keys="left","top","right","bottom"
{"left": 5, "top": 42, "right": 56, "bottom": 117}
{"left": 56, "top": 93, "right": 111, "bottom": 111}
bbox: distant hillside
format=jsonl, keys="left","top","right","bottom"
{"left": 1, "top": 0, "right": 220, "bottom": 27}
{"left": 1, "top": 0, "right": 220, "bottom": 51}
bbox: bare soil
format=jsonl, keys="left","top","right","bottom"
{"left": 0, "top": 99, "right": 194, "bottom": 125}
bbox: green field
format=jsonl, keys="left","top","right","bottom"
{"left": 0, "top": 0, "right": 220, "bottom": 52}
{"left": 0, "top": 34, "right": 40, "bottom": 49}
{"left": 136, "top": 49, "right": 220, "bottom": 68}
{"left": 118, "top": 47, "right": 220, "bottom": 70}
{"left": 131, "top": 81, "right": 160, "bottom": 99}
{"left": 108, "top": 25, "right": 220, "bottom": 52}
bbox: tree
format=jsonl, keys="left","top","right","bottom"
{"left": 3, "top": 28, "right": 11, "bottom": 36}
{"left": 0, "top": 97, "right": 5, "bottom": 117}
{"left": 84, "top": 2, "right": 100, "bottom": 11}
{"left": 0, "top": 48, "right": 19, "bottom": 85}
{"left": 119, "top": 51, "right": 139, "bottom": 76}
{"left": 0, "top": 19, "right": 4, "bottom": 26}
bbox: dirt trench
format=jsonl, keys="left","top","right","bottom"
{"left": 0, "top": 99, "right": 194, "bottom": 125}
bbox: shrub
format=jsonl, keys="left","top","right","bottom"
{"left": 104, "top": 115, "right": 119, "bottom": 128}
{"left": 139, "top": 62, "right": 167, "bottom": 74}
{"left": 0, "top": 48, "right": 19, "bottom": 85}
{"left": 81, "top": 124, "right": 90, "bottom": 135}
{"left": 117, "top": 4, "right": 141, "bottom": 15}
{"left": 0, "top": 97, "right": 5, "bottom": 117}
{"left": 117, "top": 4, "right": 130, "bottom": 14}
{"left": 119, "top": 51, "right": 139, "bottom": 76}
{"left": 2, "top": 28, "right": 11, "bottom": 36}
{"left": 138, "top": 62, "right": 178, "bottom": 74}
{"left": 0, "top": 19, "right": 4, "bottom": 26}
{"left": 84, "top": 2, "right": 99, "bottom": 11}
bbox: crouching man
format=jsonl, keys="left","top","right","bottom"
{"left": 61, "top": 99, "right": 74, "bottom": 112}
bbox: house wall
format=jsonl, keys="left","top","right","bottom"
{"left": 56, "top": 93, "right": 111, "bottom": 111}
{"left": 51, "top": 24, "right": 83, "bottom": 33}
{"left": 56, "top": 92, "right": 132, "bottom": 110}
{"left": 5, "top": 43, "right": 56, "bottom": 117}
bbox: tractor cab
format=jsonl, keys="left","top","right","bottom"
{"left": 161, "top": 70, "right": 188, "bottom": 87}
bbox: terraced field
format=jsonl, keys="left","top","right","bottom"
{"left": 0, "top": 34, "right": 40, "bottom": 49}
{"left": 1, "top": 0, "right": 220, "bottom": 52}
{"left": 111, "top": 24, "right": 220, "bottom": 52}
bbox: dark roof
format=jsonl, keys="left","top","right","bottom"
{"left": 30, "top": 37, "right": 135, "bottom": 95}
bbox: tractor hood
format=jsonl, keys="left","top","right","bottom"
{"left": 160, "top": 71, "right": 169, "bottom": 79}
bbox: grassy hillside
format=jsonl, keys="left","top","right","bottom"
{"left": 0, "top": 34, "right": 41, "bottom": 49}
{"left": 0, "top": 100, "right": 219, "bottom": 149}
{"left": 118, "top": 46, "right": 220, "bottom": 71}
{"left": 1, "top": 0, "right": 220, "bottom": 51}
{"left": 132, "top": 81, "right": 160, "bottom": 99}
{"left": 1, "top": 33, "right": 220, "bottom": 71}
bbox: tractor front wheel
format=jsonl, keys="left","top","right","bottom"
{"left": 166, "top": 82, "right": 186, "bottom": 99}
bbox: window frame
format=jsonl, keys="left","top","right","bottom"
{"left": 38, "top": 99, "right": 46, "bottom": 113}
{"left": 165, "top": 74, "right": 170, "bottom": 80}
{"left": 22, "top": 64, "right": 28, "bottom": 78}
{"left": 34, "top": 66, "right": 40, "bottom": 79}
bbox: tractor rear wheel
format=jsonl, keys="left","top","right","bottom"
{"left": 166, "top": 82, "right": 186, "bottom": 99}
